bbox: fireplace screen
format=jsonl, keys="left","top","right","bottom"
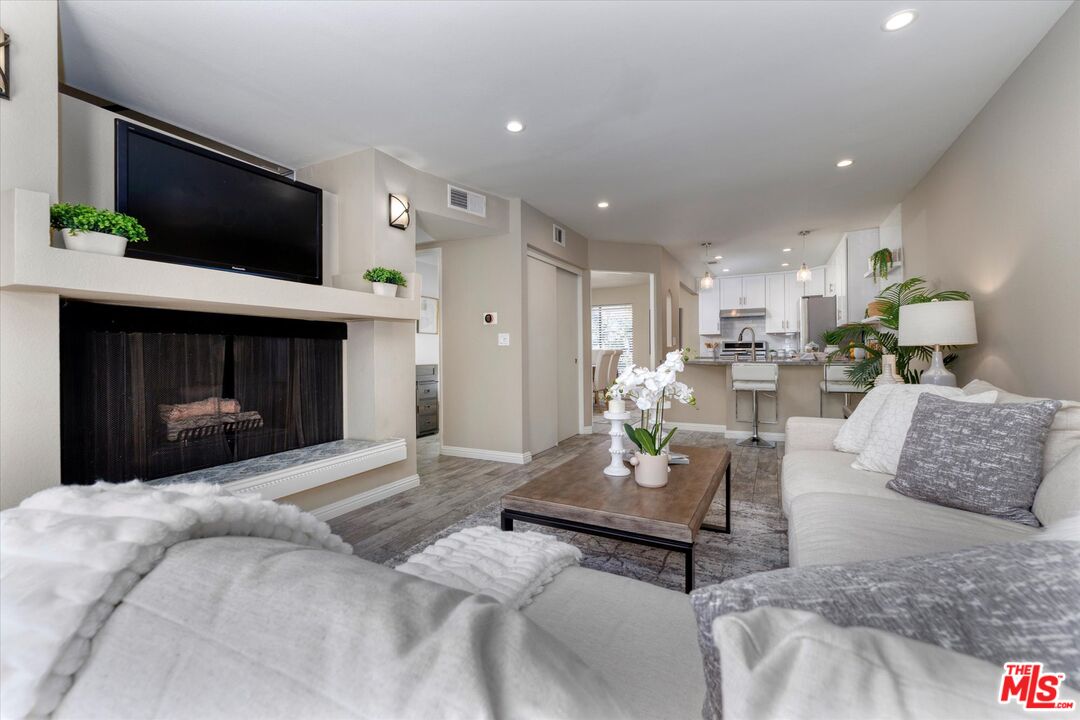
{"left": 60, "top": 301, "right": 345, "bottom": 484}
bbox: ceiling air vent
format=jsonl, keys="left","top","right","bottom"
{"left": 447, "top": 184, "right": 486, "bottom": 217}
{"left": 552, "top": 225, "right": 566, "bottom": 247}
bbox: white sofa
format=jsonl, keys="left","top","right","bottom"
{"left": 781, "top": 380, "right": 1080, "bottom": 568}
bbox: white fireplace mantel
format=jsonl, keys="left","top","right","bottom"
{"left": 0, "top": 188, "right": 420, "bottom": 322}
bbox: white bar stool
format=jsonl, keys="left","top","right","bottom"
{"left": 731, "top": 362, "right": 779, "bottom": 449}
{"left": 820, "top": 363, "right": 864, "bottom": 417}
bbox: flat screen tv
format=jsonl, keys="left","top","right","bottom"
{"left": 116, "top": 120, "right": 322, "bottom": 284}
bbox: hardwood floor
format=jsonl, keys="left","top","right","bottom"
{"left": 329, "top": 417, "right": 782, "bottom": 564}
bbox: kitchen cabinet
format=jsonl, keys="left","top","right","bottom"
{"left": 800, "top": 266, "right": 826, "bottom": 297}
{"left": 765, "top": 272, "right": 801, "bottom": 334}
{"left": 698, "top": 282, "right": 720, "bottom": 334}
{"left": 719, "top": 274, "right": 765, "bottom": 309}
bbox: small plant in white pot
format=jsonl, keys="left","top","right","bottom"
{"left": 363, "top": 267, "right": 407, "bottom": 297}
{"left": 611, "top": 349, "right": 696, "bottom": 488}
{"left": 50, "top": 203, "right": 148, "bottom": 257}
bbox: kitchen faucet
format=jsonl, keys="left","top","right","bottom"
{"left": 738, "top": 326, "right": 757, "bottom": 362}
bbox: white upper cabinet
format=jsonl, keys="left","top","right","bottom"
{"left": 801, "top": 266, "right": 826, "bottom": 297}
{"left": 719, "top": 274, "right": 766, "bottom": 309}
{"left": 766, "top": 272, "right": 801, "bottom": 334}
{"left": 698, "top": 282, "right": 720, "bottom": 335}
{"left": 743, "top": 275, "right": 766, "bottom": 307}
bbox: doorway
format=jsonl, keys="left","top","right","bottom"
{"left": 527, "top": 254, "right": 583, "bottom": 455}
{"left": 589, "top": 271, "right": 655, "bottom": 413}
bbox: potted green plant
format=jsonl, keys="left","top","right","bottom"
{"left": 50, "top": 203, "right": 149, "bottom": 257}
{"left": 824, "top": 277, "right": 970, "bottom": 389}
{"left": 363, "top": 267, "right": 408, "bottom": 297}
{"left": 868, "top": 248, "right": 895, "bottom": 282}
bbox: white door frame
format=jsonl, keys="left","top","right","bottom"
{"left": 416, "top": 247, "right": 443, "bottom": 451}
{"left": 526, "top": 249, "right": 586, "bottom": 437}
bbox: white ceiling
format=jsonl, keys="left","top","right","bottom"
{"left": 591, "top": 271, "right": 650, "bottom": 290}
{"left": 59, "top": 1, "right": 1070, "bottom": 275}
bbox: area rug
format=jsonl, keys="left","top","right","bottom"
{"left": 384, "top": 498, "right": 788, "bottom": 592}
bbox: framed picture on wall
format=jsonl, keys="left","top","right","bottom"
{"left": 418, "top": 296, "right": 439, "bottom": 334}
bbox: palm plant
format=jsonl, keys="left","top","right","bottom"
{"left": 824, "top": 277, "right": 969, "bottom": 389}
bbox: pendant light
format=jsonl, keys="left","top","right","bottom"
{"left": 796, "top": 230, "right": 813, "bottom": 282}
{"left": 699, "top": 242, "right": 715, "bottom": 289}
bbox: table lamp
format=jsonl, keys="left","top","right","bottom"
{"left": 898, "top": 300, "right": 977, "bottom": 386}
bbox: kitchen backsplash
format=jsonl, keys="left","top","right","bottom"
{"left": 699, "top": 316, "right": 801, "bottom": 356}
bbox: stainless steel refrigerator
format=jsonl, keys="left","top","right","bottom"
{"left": 800, "top": 295, "right": 837, "bottom": 349}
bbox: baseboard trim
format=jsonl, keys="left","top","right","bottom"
{"left": 724, "top": 429, "right": 786, "bottom": 442}
{"left": 672, "top": 422, "right": 727, "bottom": 434}
{"left": 311, "top": 473, "right": 420, "bottom": 521}
{"left": 440, "top": 445, "right": 533, "bottom": 465}
{"left": 579, "top": 425, "right": 593, "bottom": 435}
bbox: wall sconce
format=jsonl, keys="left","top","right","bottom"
{"left": 388, "top": 193, "right": 410, "bottom": 230}
{"left": 0, "top": 27, "right": 10, "bottom": 100}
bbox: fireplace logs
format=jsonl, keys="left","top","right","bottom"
{"left": 159, "top": 398, "right": 264, "bottom": 442}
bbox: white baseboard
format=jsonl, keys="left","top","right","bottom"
{"left": 672, "top": 422, "right": 727, "bottom": 434}
{"left": 311, "top": 473, "right": 420, "bottom": 521}
{"left": 440, "top": 445, "right": 533, "bottom": 465}
{"left": 724, "top": 429, "right": 786, "bottom": 442}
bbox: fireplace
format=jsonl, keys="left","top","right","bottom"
{"left": 60, "top": 301, "right": 346, "bottom": 484}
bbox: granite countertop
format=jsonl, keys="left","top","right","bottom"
{"left": 687, "top": 358, "right": 849, "bottom": 367}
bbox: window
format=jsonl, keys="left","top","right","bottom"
{"left": 591, "top": 304, "right": 634, "bottom": 374}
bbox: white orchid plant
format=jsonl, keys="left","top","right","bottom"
{"left": 609, "top": 348, "right": 696, "bottom": 456}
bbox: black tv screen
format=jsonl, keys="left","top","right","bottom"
{"left": 116, "top": 120, "right": 322, "bottom": 284}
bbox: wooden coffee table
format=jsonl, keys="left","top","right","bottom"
{"left": 500, "top": 444, "right": 731, "bottom": 592}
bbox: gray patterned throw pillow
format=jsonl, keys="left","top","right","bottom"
{"left": 889, "top": 393, "right": 1061, "bottom": 526}
{"left": 689, "top": 541, "right": 1080, "bottom": 720}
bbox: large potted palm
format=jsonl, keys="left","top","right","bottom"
{"left": 824, "top": 278, "right": 969, "bottom": 389}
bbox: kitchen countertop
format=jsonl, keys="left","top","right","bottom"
{"left": 687, "top": 358, "right": 849, "bottom": 367}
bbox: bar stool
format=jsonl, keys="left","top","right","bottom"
{"left": 820, "top": 363, "right": 864, "bottom": 417}
{"left": 731, "top": 362, "right": 779, "bottom": 449}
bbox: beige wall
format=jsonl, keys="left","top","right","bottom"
{"left": 590, "top": 282, "right": 651, "bottom": 370}
{"left": 901, "top": 4, "right": 1079, "bottom": 401}
{"left": 522, "top": 201, "right": 589, "bottom": 270}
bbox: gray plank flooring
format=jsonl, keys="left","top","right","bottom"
{"left": 330, "top": 415, "right": 782, "bottom": 564}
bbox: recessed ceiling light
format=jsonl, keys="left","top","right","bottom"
{"left": 836, "top": 158, "right": 854, "bottom": 168}
{"left": 782, "top": 248, "right": 792, "bottom": 252}
{"left": 597, "top": 201, "right": 609, "bottom": 209}
{"left": 505, "top": 120, "right": 525, "bottom": 133}
{"left": 714, "top": 255, "right": 723, "bottom": 260}
{"left": 722, "top": 268, "right": 730, "bottom": 273}
{"left": 882, "top": 9, "right": 917, "bottom": 32}
{"left": 781, "top": 262, "right": 790, "bottom": 267}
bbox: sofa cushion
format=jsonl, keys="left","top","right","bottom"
{"left": 711, "top": 607, "right": 1045, "bottom": 720}
{"left": 852, "top": 389, "right": 997, "bottom": 476}
{"left": 1034, "top": 446, "right": 1080, "bottom": 528}
{"left": 781, "top": 450, "right": 897, "bottom": 516}
{"left": 890, "top": 394, "right": 1060, "bottom": 527}
{"left": 787, "top": 492, "right": 1039, "bottom": 567}
{"left": 689, "top": 540, "right": 1080, "bottom": 720}
{"left": 523, "top": 565, "right": 705, "bottom": 720}
{"left": 832, "top": 385, "right": 895, "bottom": 454}
{"left": 964, "top": 378, "right": 1080, "bottom": 473}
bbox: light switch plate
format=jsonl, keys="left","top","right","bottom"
{"left": 498, "top": 333, "right": 510, "bottom": 346}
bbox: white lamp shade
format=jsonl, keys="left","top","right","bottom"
{"left": 899, "top": 300, "right": 977, "bottom": 346}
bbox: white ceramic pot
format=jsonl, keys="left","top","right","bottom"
{"left": 372, "top": 281, "right": 399, "bottom": 297}
{"left": 630, "top": 452, "right": 669, "bottom": 488}
{"left": 608, "top": 398, "right": 626, "bottom": 414}
{"left": 61, "top": 229, "right": 127, "bottom": 257}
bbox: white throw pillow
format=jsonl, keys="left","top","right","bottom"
{"left": 712, "top": 607, "right": 1049, "bottom": 720}
{"left": 852, "top": 388, "right": 997, "bottom": 476}
{"left": 833, "top": 385, "right": 897, "bottom": 454}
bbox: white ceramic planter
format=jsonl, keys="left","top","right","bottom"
{"left": 61, "top": 229, "right": 127, "bottom": 257}
{"left": 372, "top": 282, "right": 399, "bottom": 298}
{"left": 630, "top": 452, "right": 670, "bottom": 488}
{"left": 607, "top": 398, "right": 626, "bottom": 414}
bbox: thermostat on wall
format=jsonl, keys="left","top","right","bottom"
{"left": 482, "top": 312, "right": 498, "bottom": 325}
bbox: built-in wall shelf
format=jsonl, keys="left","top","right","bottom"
{"left": 1, "top": 189, "right": 420, "bottom": 322}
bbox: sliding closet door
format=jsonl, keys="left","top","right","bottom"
{"left": 556, "top": 268, "right": 579, "bottom": 442}
{"left": 527, "top": 256, "right": 558, "bottom": 454}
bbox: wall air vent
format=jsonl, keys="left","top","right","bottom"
{"left": 552, "top": 225, "right": 566, "bottom": 247}
{"left": 447, "top": 184, "right": 486, "bottom": 217}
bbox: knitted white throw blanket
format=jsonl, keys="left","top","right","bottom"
{"left": 0, "top": 481, "right": 351, "bottom": 720}
{"left": 395, "top": 526, "right": 581, "bottom": 609}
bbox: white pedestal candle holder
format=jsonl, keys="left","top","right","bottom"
{"left": 602, "top": 411, "right": 632, "bottom": 477}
